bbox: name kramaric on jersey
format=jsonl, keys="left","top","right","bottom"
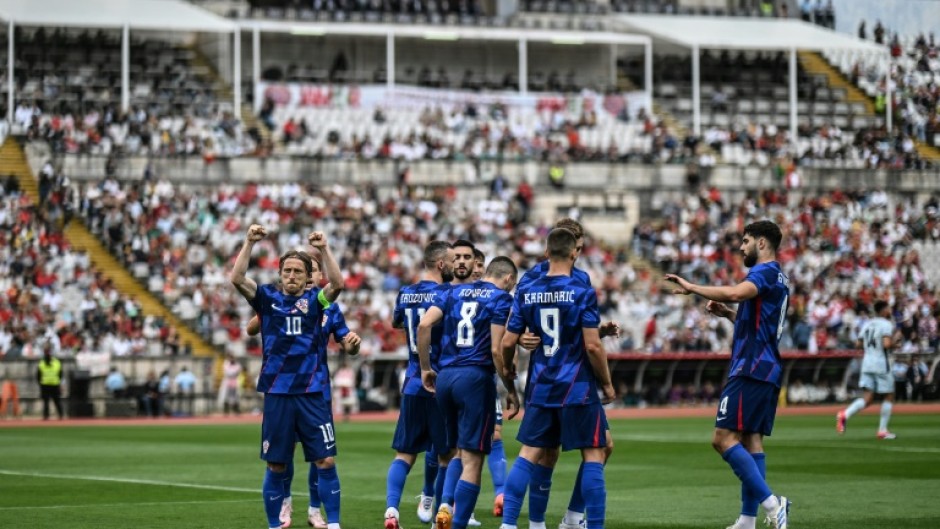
{"left": 523, "top": 290, "right": 576, "bottom": 304}
{"left": 399, "top": 292, "right": 439, "bottom": 304}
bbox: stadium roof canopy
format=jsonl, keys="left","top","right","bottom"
{"left": 615, "top": 14, "right": 889, "bottom": 136}
{"left": 616, "top": 14, "right": 884, "bottom": 53}
{"left": 0, "top": 0, "right": 235, "bottom": 32}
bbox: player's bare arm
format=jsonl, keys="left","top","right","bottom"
{"left": 308, "top": 231, "right": 344, "bottom": 303}
{"left": 583, "top": 327, "right": 616, "bottom": 404}
{"left": 663, "top": 274, "right": 758, "bottom": 303}
{"left": 599, "top": 321, "right": 622, "bottom": 338}
{"left": 230, "top": 224, "right": 264, "bottom": 300}
{"left": 417, "top": 306, "right": 444, "bottom": 392}
{"left": 705, "top": 300, "right": 737, "bottom": 322}
{"left": 246, "top": 314, "right": 261, "bottom": 336}
{"left": 339, "top": 332, "right": 362, "bottom": 355}
{"left": 518, "top": 331, "right": 541, "bottom": 350}
{"left": 496, "top": 329, "right": 521, "bottom": 420}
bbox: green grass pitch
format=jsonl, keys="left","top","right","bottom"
{"left": 1, "top": 413, "right": 939, "bottom": 528}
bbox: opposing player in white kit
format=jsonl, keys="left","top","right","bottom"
{"left": 837, "top": 300, "right": 900, "bottom": 439}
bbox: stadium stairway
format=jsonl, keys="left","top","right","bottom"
{"left": 0, "top": 137, "right": 40, "bottom": 203}
{"left": 63, "top": 220, "right": 217, "bottom": 357}
{"left": 798, "top": 51, "right": 875, "bottom": 115}
{"left": 3, "top": 136, "right": 218, "bottom": 357}
{"left": 189, "top": 44, "right": 271, "bottom": 145}
{"left": 802, "top": 50, "right": 940, "bottom": 162}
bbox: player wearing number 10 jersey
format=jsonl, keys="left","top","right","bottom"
{"left": 664, "top": 220, "right": 790, "bottom": 529}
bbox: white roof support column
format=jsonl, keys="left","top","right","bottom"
{"left": 885, "top": 53, "right": 892, "bottom": 133}
{"left": 121, "top": 24, "right": 129, "bottom": 113}
{"left": 644, "top": 40, "right": 653, "bottom": 102}
{"left": 519, "top": 38, "right": 528, "bottom": 95}
{"left": 7, "top": 20, "right": 13, "bottom": 124}
{"left": 233, "top": 29, "right": 242, "bottom": 116}
{"left": 610, "top": 43, "right": 617, "bottom": 89}
{"left": 252, "top": 25, "right": 260, "bottom": 111}
{"left": 692, "top": 44, "right": 700, "bottom": 136}
{"left": 789, "top": 47, "right": 797, "bottom": 144}
{"left": 386, "top": 31, "right": 395, "bottom": 90}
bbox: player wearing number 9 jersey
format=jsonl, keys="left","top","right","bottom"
{"left": 497, "top": 228, "right": 615, "bottom": 529}
{"left": 664, "top": 220, "right": 791, "bottom": 529}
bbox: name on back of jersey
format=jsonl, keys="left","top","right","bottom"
{"left": 523, "top": 290, "right": 576, "bottom": 304}
{"left": 459, "top": 288, "right": 494, "bottom": 298}
{"left": 400, "top": 292, "right": 439, "bottom": 304}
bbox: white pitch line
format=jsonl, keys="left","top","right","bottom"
{"left": 0, "top": 499, "right": 255, "bottom": 511}
{"left": 0, "top": 469, "right": 259, "bottom": 494}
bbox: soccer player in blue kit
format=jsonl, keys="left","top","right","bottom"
{"left": 496, "top": 228, "right": 616, "bottom": 529}
{"left": 245, "top": 251, "right": 361, "bottom": 529}
{"left": 514, "top": 218, "right": 619, "bottom": 529}
{"left": 417, "top": 256, "right": 519, "bottom": 529}
{"left": 383, "top": 241, "right": 455, "bottom": 529}
{"left": 664, "top": 220, "right": 791, "bottom": 529}
{"left": 231, "top": 224, "right": 346, "bottom": 529}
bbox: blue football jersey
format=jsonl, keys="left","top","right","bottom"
{"left": 393, "top": 280, "right": 451, "bottom": 397}
{"left": 313, "top": 304, "right": 351, "bottom": 401}
{"left": 507, "top": 275, "right": 601, "bottom": 407}
{"left": 433, "top": 280, "right": 513, "bottom": 370}
{"left": 729, "top": 261, "right": 790, "bottom": 387}
{"left": 249, "top": 284, "right": 329, "bottom": 394}
{"left": 518, "top": 260, "right": 592, "bottom": 291}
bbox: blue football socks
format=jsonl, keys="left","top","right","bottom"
{"left": 317, "top": 466, "right": 342, "bottom": 524}
{"left": 723, "top": 444, "right": 772, "bottom": 506}
{"left": 528, "top": 464, "right": 554, "bottom": 523}
{"left": 581, "top": 462, "right": 606, "bottom": 529}
{"left": 741, "top": 452, "right": 766, "bottom": 517}
{"left": 308, "top": 463, "right": 321, "bottom": 509}
{"left": 425, "top": 450, "right": 440, "bottom": 497}
{"left": 442, "top": 457, "right": 463, "bottom": 506}
{"left": 386, "top": 458, "right": 412, "bottom": 509}
{"left": 453, "top": 480, "right": 482, "bottom": 529}
{"left": 502, "top": 457, "right": 535, "bottom": 526}
{"left": 489, "top": 439, "right": 507, "bottom": 495}
{"left": 262, "top": 467, "right": 288, "bottom": 529}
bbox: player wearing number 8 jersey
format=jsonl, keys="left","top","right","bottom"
{"left": 231, "top": 224, "right": 346, "bottom": 529}
{"left": 664, "top": 220, "right": 790, "bottom": 529}
{"left": 418, "top": 256, "right": 518, "bottom": 529}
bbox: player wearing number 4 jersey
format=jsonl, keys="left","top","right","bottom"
{"left": 665, "top": 220, "right": 791, "bottom": 529}
{"left": 837, "top": 300, "right": 899, "bottom": 439}
{"left": 383, "top": 241, "right": 455, "bottom": 529}
{"left": 231, "top": 224, "right": 346, "bottom": 529}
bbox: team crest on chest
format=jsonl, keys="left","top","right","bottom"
{"left": 295, "top": 298, "right": 309, "bottom": 314}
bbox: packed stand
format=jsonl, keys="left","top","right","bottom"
{"left": 825, "top": 25, "right": 940, "bottom": 151}
{"left": 632, "top": 187, "right": 940, "bottom": 354}
{"left": 0, "top": 162, "right": 189, "bottom": 361}
{"left": 74, "top": 176, "right": 641, "bottom": 358}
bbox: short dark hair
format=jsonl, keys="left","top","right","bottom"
{"left": 485, "top": 256, "right": 517, "bottom": 280}
{"left": 743, "top": 220, "right": 782, "bottom": 251}
{"left": 279, "top": 250, "right": 313, "bottom": 275}
{"left": 452, "top": 239, "right": 476, "bottom": 252}
{"left": 873, "top": 300, "right": 889, "bottom": 314}
{"left": 424, "top": 240, "right": 452, "bottom": 268}
{"left": 473, "top": 248, "right": 485, "bottom": 262}
{"left": 554, "top": 218, "right": 584, "bottom": 240}
{"left": 547, "top": 228, "right": 577, "bottom": 260}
